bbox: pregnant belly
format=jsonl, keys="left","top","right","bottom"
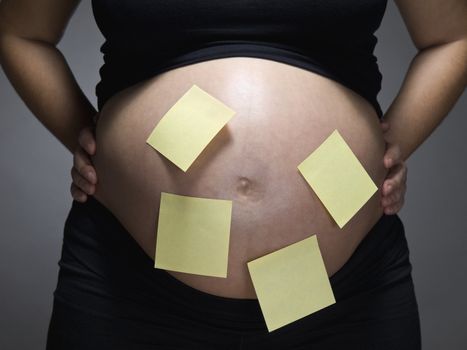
{"left": 90, "top": 57, "right": 388, "bottom": 298}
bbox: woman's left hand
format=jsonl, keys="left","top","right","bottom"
{"left": 380, "top": 120, "right": 407, "bottom": 215}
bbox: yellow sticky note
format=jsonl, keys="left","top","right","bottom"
{"left": 297, "top": 129, "right": 377, "bottom": 228}
{"left": 154, "top": 192, "right": 233, "bottom": 278}
{"left": 146, "top": 84, "right": 236, "bottom": 171}
{"left": 247, "top": 235, "right": 335, "bottom": 332}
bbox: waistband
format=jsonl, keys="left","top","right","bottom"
{"left": 56, "top": 195, "right": 412, "bottom": 332}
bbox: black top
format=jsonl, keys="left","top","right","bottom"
{"left": 91, "top": 0, "right": 388, "bottom": 119}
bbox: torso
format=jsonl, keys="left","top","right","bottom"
{"left": 90, "top": 57, "right": 387, "bottom": 298}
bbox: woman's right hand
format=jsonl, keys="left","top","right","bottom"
{"left": 70, "top": 124, "right": 98, "bottom": 202}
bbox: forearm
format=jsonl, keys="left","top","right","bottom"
{"left": 0, "top": 33, "right": 96, "bottom": 153}
{"left": 383, "top": 38, "right": 467, "bottom": 161}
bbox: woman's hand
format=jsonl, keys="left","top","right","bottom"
{"left": 380, "top": 120, "right": 408, "bottom": 215}
{"left": 70, "top": 123, "right": 98, "bottom": 202}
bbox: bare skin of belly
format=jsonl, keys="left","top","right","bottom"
{"left": 90, "top": 57, "right": 388, "bottom": 299}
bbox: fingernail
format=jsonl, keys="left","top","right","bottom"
{"left": 86, "top": 171, "right": 95, "bottom": 183}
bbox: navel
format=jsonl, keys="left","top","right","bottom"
{"left": 235, "top": 176, "right": 264, "bottom": 202}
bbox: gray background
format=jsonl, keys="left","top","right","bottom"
{"left": 1, "top": 1, "right": 466, "bottom": 349}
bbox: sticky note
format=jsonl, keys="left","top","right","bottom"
{"left": 154, "top": 192, "right": 233, "bottom": 278}
{"left": 297, "top": 129, "right": 377, "bottom": 228}
{"left": 247, "top": 235, "right": 335, "bottom": 332}
{"left": 146, "top": 84, "right": 236, "bottom": 171}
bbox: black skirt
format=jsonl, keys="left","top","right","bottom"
{"left": 46, "top": 195, "right": 421, "bottom": 349}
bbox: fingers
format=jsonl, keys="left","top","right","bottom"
{"left": 71, "top": 166, "right": 95, "bottom": 195}
{"left": 382, "top": 162, "right": 407, "bottom": 195}
{"left": 382, "top": 163, "right": 407, "bottom": 199}
{"left": 381, "top": 159, "right": 408, "bottom": 214}
{"left": 380, "top": 120, "right": 390, "bottom": 133}
{"left": 73, "top": 146, "right": 97, "bottom": 184}
{"left": 70, "top": 127, "right": 98, "bottom": 203}
{"left": 382, "top": 181, "right": 406, "bottom": 206}
{"left": 383, "top": 143, "right": 401, "bottom": 169}
{"left": 78, "top": 125, "right": 97, "bottom": 156}
{"left": 383, "top": 195, "right": 405, "bottom": 215}
{"left": 70, "top": 182, "right": 88, "bottom": 203}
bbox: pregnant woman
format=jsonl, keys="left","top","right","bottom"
{"left": 1, "top": 0, "right": 466, "bottom": 348}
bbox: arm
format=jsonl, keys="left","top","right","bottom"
{"left": 385, "top": 0, "right": 467, "bottom": 160}
{"left": 0, "top": 0, "right": 98, "bottom": 153}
